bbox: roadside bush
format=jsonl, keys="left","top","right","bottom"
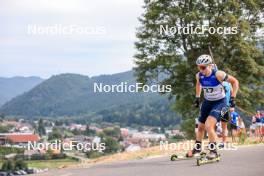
{"left": 29, "top": 153, "right": 66, "bottom": 160}
{"left": 86, "top": 151, "right": 102, "bottom": 159}
{"left": 1, "top": 159, "right": 27, "bottom": 171}
{"left": 1, "top": 160, "right": 14, "bottom": 171}
{"left": 0, "top": 147, "right": 24, "bottom": 155}
{"left": 14, "top": 159, "right": 28, "bottom": 170}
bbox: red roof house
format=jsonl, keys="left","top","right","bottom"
{"left": 6, "top": 134, "right": 40, "bottom": 143}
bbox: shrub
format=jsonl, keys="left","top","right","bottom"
{"left": 14, "top": 159, "right": 28, "bottom": 170}
{"left": 1, "top": 160, "right": 14, "bottom": 171}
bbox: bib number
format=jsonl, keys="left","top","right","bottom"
{"left": 203, "top": 88, "right": 214, "bottom": 93}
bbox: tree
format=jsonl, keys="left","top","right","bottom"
{"left": 48, "top": 127, "right": 62, "bottom": 140}
{"left": 102, "top": 127, "right": 121, "bottom": 139}
{"left": 84, "top": 124, "right": 96, "bottom": 136}
{"left": 72, "top": 128, "right": 81, "bottom": 135}
{"left": 134, "top": 0, "right": 264, "bottom": 138}
{"left": 55, "top": 120, "right": 63, "bottom": 126}
{"left": 0, "top": 125, "right": 11, "bottom": 133}
{"left": 44, "top": 149, "right": 53, "bottom": 160}
{"left": 102, "top": 137, "right": 121, "bottom": 154}
{"left": 37, "top": 119, "right": 46, "bottom": 136}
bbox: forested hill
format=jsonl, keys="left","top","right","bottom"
{"left": 0, "top": 76, "right": 43, "bottom": 106}
{"left": 0, "top": 71, "right": 180, "bottom": 126}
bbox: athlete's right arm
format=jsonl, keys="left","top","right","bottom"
{"left": 196, "top": 72, "right": 202, "bottom": 98}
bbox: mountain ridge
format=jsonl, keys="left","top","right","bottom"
{"left": 0, "top": 76, "right": 44, "bottom": 106}
{"left": 0, "top": 71, "right": 180, "bottom": 126}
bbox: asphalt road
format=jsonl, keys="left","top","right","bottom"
{"left": 36, "top": 144, "right": 264, "bottom": 176}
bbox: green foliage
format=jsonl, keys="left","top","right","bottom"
{"left": 37, "top": 119, "right": 46, "bottom": 136}
{"left": 102, "top": 127, "right": 121, "bottom": 139}
{"left": 30, "top": 153, "right": 66, "bottom": 160}
{"left": 1, "top": 159, "right": 27, "bottom": 171}
{"left": 0, "top": 147, "right": 24, "bottom": 156}
{"left": 72, "top": 128, "right": 82, "bottom": 136}
{"left": 86, "top": 150, "right": 102, "bottom": 159}
{"left": 48, "top": 127, "right": 62, "bottom": 140}
{"left": 45, "top": 149, "right": 53, "bottom": 160}
{"left": 0, "top": 125, "right": 12, "bottom": 133}
{"left": 0, "top": 72, "right": 163, "bottom": 117}
{"left": 1, "top": 160, "right": 14, "bottom": 171}
{"left": 134, "top": 0, "right": 264, "bottom": 137}
{"left": 98, "top": 99, "right": 181, "bottom": 127}
{"left": 14, "top": 159, "right": 28, "bottom": 170}
{"left": 168, "top": 135, "right": 185, "bottom": 143}
{"left": 0, "top": 76, "right": 43, "bottom": 106}
{"left": 180, "top": 118, "right": 195, "bottom": 139}
{"left": 55, "top": 120, "right": 63, "bottom": 126}
{"left": 0, "top": 72, "right": 181, "bottom": 127}
{"left": 97, "top": 127, "right": 122, "bottom": 154}
{"left": 101, "top": 137, "right": 121, "bottom": 154}
{"left": 83, "top": 125, "right": 96, "bottom": 136}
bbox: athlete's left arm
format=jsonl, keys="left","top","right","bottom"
{"left": 216, "top": 70, "right": 239, "bottom": 98}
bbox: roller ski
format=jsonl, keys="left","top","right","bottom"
{"left": 170, "top": 149, "right": 206, "bottom": 161}
{"left": 196, "top": 151, "right": 221, "bottom": 166}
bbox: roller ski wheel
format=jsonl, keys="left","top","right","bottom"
{"left": 170, "top": 154, "right": 178, "bottom": 161}
{"left": 170, "top": 153, "right": 187, "bottom": 161}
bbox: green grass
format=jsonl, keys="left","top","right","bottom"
{"left": 26, "top": 158, "right": 79, "bottom": 169}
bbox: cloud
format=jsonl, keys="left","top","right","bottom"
{"left": 0, "top": 0, "right": 144, "bottom": 78}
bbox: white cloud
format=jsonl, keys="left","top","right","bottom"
{"left": 0, "top": 0, "right": 144, "bottom": 77}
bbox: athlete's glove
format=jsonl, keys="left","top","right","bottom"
{"left": 194, "top": 97, "right": 200, "bottom": 108}
{"left": 230, "top": 97, "right": 236, "bottom": 107}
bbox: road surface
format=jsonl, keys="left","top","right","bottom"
{"left": 36, "top": 144, "right": 264, "bottom": 176}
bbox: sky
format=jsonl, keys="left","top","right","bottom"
{"left": 0, "top": 0, "right": 145, "bottom": 78}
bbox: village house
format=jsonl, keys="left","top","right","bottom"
{"left": 131, "top": 132, "right": 166, "bottom": 142}
{"left": 69, "top": 124, "right": 86, "bottom": 131}
{"left": 0, "top": 133, "right": 40, "bottom": 147}
{"left": 165, "top": 129, "right": 185, "bottom": 137}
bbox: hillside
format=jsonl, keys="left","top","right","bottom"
{"left": 0, "top": 76, "right": 43, "bottom": 106}
{"left": 0, "top": 71, "right": 180, "bottom": 126}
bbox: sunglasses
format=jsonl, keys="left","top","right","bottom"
{"left": 198, "top": 65, "right": 208, "bottom": 70}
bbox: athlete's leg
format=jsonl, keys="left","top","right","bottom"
{"left": 221, "top": 111, "right": 229, "bottom": 144}
{"left": 205, "top": 116, "right": 218, "bottom": 159}
{"left": 196, "top": 122, "right": 205, "bottom": 142}
{"left": 256, "top": 124, "right": 261, "bottom": 138}
{"left": 232, "top": 128, "right": 237, "bottom": 143}
{"left": 205, "top": 116, "right": 217, "bottom": 143}
{"left": 206, "top": 98, "right": 226, "bottom": 158}
{"left": 255, "top": 125, "right": 259, "bottom": 138}
{"left": 221, "top": 121, "right": 228, "bottom": 143}
{"left": 190, "top": 122, "right": 205, "bottom": 156}
{"left": 192, "top": 100, "right": 211, "bottom": 155}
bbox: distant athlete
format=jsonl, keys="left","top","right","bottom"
{"left": 255, "top": 111, "right": 262, "bottom": 137}
{"left": 193, "top": 54, "right": 239, "bottom": 159}
{"left": 230, "top": 107, "right": 240, "bottom": 142}
{"left": 260, "top": 111, "right": 264, "bottom": 141}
